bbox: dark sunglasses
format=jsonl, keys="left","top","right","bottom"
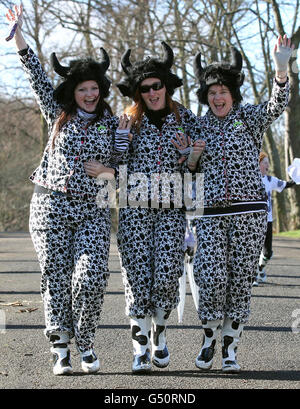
{"left": 139, "top": 81, "right": 164, "bottom": 94}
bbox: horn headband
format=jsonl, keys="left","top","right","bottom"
{"left": 194, "top": 47, "right": 245, "bottom": 105}
{"left": 51, "top": 48, "right": 111, "bottom": 106}
{"left": 117, "top": 41, "right": 182, "bottom": 99}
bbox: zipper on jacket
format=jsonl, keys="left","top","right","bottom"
{"left": 221, "top": 131, "right": 229, "bottom": 201}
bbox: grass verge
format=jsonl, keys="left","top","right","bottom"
{"left": 275, "top": 230, "right": 300, "bottom": 238}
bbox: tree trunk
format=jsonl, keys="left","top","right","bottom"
{"left": 272, "top": 0, "right": 300, "bottom": 229}
{"left": 284, "top": 27, "right": 300, "bottom": 229}
{"left": 264, "top": 128, "right": 288, "bottom": 232}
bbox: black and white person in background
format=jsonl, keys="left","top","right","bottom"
{"left": 253, "top": 151, "right": 297, "bottom": 286}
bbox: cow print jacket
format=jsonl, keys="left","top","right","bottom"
{"left": 117, "top": 107, "right": 199, "bottom": 208}
{"left": 19, "top": 47, "right": 119, "bottom": 200}
{"left": 194, "top": 80, "right": 289, "bottom": 209}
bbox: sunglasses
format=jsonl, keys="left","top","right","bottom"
{"left": 139, "top": 81, "right": 164, "bottom": 94}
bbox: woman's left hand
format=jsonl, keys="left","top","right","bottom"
{"left": 273, "top": 34, "right": 295, "bottom": 82}
{"left": 171, "top": 132, "right": 192, "bottom": 163}
{"left": 118, "top": 114, "right": 133, "bottom": 140}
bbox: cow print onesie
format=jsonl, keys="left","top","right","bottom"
{"left": 117, "top": 106, "right": 199, "bottom": 317}
{"left": 192, "top": 79, "right": 289, "bottom": 324}
{"left": 19, "top": 47, "right": 118, "bottom": 352}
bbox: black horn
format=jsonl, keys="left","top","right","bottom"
{"left": 230, "top": 47, "right": 243, "bottom": 72}
{"left": 99, "top": 47, "right": 110, "bottom": 72}
{"left": 193, "top": 52, "right": 205, "bottom": 80}
{"left": 161, "top": 41, "right": 174, "bottom": 69}
{"left": 121, "top": 49, "right": 132, "bottom": 75}
{"left": 50, "top": 52, "right": 70, "bottom": 78}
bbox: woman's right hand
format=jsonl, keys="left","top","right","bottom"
{"left": 6, "top": 4, "right": 23, "bottom": 29}
{"left": 5, "top": 4, "right": 27, "bottom": 50}
{"left": 187, "top": 139, "right": 206, "bottom": 170}
{"left": 118, "top": 114, "right": 133, "bottom": 137}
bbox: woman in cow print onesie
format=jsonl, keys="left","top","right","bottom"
{"left": 6, "top": 5, "right": 118, "bottom": 375}
{"left": 115, "top": 42, "right": 204, "bottom": 373}
{"left": 191, "top": 35, "right": 293, "bottom": 372}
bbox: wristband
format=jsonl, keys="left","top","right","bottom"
{"left": 6, "top": 22, "right": 18, "bottom": 41}
{"left": 115, "top": 129, "right": 130, "bottom": 153}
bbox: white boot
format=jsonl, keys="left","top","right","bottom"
{"left": 130, "top": 316, "right": 152, "bottom": 374}
{"left": 80, "top": 349, "right": 100, "bottom": 374}
{"left": 49, "top": 332, "right": 73, "bottom": 376}
{"left": 195, "top": 319, "right": 222, "bottom": 370}
{"left": 257, "top": 252, "right": 270, "bottom": 283}
{"left": 151, "top": 309, "right": 171, "bottom": 368}
{"left": 222, "top": 317, "right": 244, "bottom": 373}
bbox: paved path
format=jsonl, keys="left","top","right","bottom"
{"left": 0, "top": 232, "right": 299, "bottom": 395}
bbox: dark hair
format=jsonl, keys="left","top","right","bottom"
{"left": 52, "top": 94, "right": 113, "bottom": 148}
{"left": 197, "top": 81, "right": 243, "bottom": 106}
{"left": 194, "top": 47, "right": 244, "bottom": 106}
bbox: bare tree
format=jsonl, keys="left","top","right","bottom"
{"left": 270, "top": 0, "right": 300, "bottom": 229}
{"left": 189, "top": 0, "right": 299, "bottom": 231}
{"left": 0, "top": 0, "right": 298, "bottom": 231}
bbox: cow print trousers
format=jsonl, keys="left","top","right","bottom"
{"left": 29, "top": 192, "right": 111, "bottom": 352}
{"left": 117, "top": 207, "right": 186, "bottom": 317}
{"left": 193, "top": 211, "right": 267, "bottom": 324}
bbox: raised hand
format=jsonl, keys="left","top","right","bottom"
{"left": 115, "top": 114, "right": 133, "bottom": 153}
{"left": 5, "top": 4, "right": 27, "bottom": 50}
{"left": 273, "top": 34, "right": 295, "bottom": 82}
{"left": 5, "top": 4, "right": 23, "bottom": 39}
{"left": 171, "top": 132, "right": 191, "bottom": 154}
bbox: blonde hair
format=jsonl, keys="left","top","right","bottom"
{"left": 259, "top": 151, "right": 268, "bottom": 163}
